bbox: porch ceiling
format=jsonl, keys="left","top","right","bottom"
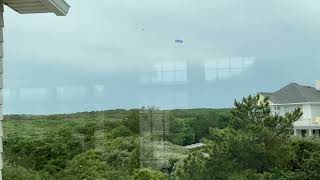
{"left": 4, "top": 0, "right": 70, "bottom": 16}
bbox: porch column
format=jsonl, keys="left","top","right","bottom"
{"left": 294, "top": 129, "right": 297, "bottom": 136}
{"left": 308, "top": 129, "right": 313, "bottom": 137}
{"left": 315, "top": 129, "right": 320, "bottom": 137}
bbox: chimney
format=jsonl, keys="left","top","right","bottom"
{"left": 316, "top": 80, "right": 320, "bottom": 91}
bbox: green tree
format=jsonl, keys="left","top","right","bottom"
{"left": 228, "top": 95, "right": 302, "bottom": 171}
{"left": 133, "top": 168, "right": 168, "bottom": 180}
{"left": 167, "top": 117, "right": 195, "bottom": 145}
{"left": 300, "top": 151, "right": 320, "bottom": 179}
{"left": 60, "top": 150, "right": 116, "bottom": 180}
{"left": 175, "top": 95, "right": 302, "bottom": 179}
{"left": 190, "top": 112, "right": 224, "bottom": 142}
{"left": 98, "top": 136, "right": 140, "bottom": 172}
{"left": 3, "top": 164, "right": 52, "bottom": 180}
{"left": 4, "top": 127, "right": 84, "bottom": 174}
{"left": 286, "top": 138, "right": 320, "bottom": 179}
{"left": 123, "top": 109, "right": 141, "bottom": 134}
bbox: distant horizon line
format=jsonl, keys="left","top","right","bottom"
{"left": 4, "top": 107, "right": 232, "bottom": 116}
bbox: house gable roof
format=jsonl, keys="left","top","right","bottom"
{"left": 260, "top": 83, "right": 320, "bottom": 104}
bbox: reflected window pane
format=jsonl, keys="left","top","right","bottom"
{"left": 151, "top": 62, "right": 187, "bottom": 83}
{"left": 153, "top": 63, "right": 162, "bottom": 71}
{"left": 218, "top": 59, "right": 229, "bottom": 69}
{"left": 230, "top": 59, "right": 243, "bottom": 69}
{"left": 175, "top": 62, "right": 187, "bottom": 71}
{"left": 20, "top": 88, "right": 47, "bottom": 101}
{"left": 163, "top": 71, "right": 174, "bottom": 82}
{"left": 205, "top": 57, "right": 255, "bottom": 81}
{"left": 152, "top": 71, "right": 163, "bottom": 83}
{"left": 162, "top": 63, "right": 174, "bottom": 71}
{"left": 176, "top": 71, "right": 187, "bottom": 82}
{"left": 57, "top": 86, "right": 86, "bottom": 100}
{"left": 206, "top": 61, "right": 218, "bottom": 69}
{"left": 205, "top": 70, "right": 217, "bottom": 81}
{"left": 243, "top": 57, "right": 255, "bottom": 68}
{"left": 230, "top": 69, "right": 242, "bottom": 76}
{"left": 219, "top": 69, "right": 232, "bottom": 79}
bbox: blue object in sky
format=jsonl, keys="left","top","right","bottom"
{"left": 175, "top": 39, "right": 183, "bottom": 43}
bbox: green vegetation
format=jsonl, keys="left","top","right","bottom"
{"left": 3, "top": 108, "right": 227, "bottom": 179}
{"left": 174, "top": 95, "right": 320, "bottom": 179}
{"left": 3, "top": 96, "right": 320, "bottom": 179}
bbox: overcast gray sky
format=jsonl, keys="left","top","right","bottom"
{"left": 3, "top": 0, "right": 320, "bottom": 114}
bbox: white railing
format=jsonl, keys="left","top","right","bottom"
{"left": 294, "top": 118, "right": 320, "bottom": 127}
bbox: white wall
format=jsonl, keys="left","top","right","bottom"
{"left": 274, "top": 104, "right": 320, "bottom": 120}
{"left": 311, "top": 104, "right": 320, "bottom": 118}
{"left": 284, "top": 105, "right": 302, "bottom": 118}
{"left": 270, "top": 104, "right": 303, "bottom": 121}
{"left": 279, "top": 106, "right": 285, "bottom": 116}
{"left": 302, "top": 104, "right": 312, "bottom": 119}
{"left": 273, "top": 104, "right": 320, "bottom": 128}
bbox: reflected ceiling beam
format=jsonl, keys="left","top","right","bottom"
{"left": 4, "top": 0, "right": 70, "bottom": 16}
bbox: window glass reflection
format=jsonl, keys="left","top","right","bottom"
{"left": 152, "top": 62, "right": 187, "bottom": 83}
{"left": 205, "top": 57, "right": 255, "bottom": 81}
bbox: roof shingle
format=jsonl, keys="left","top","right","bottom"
{"left": 259, "top": 83, "right": 320, "bottom": 104}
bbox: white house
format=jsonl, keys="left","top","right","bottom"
{"left": 260, "top": 81, "right": 320, "bottom": 138}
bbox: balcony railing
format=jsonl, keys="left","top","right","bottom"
{"left": 294, "top": 118, "right": 320, "bottom": 127}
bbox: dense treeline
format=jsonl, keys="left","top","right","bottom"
{"left": 167, "top": 109, "right": 230, "bottom": 145}
{"left": 3, "top": 96, "right": 320, "bottom": 179}
{"left": 3, "top": 108, "right": 228, "bottom": 179}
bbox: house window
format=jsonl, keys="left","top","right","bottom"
{"left": 273, "top": 106, "right": 280, "bottom": 115}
